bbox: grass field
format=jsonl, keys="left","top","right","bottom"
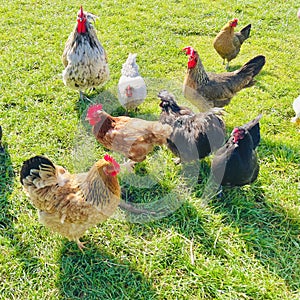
{"left": 1, "top": 0, "right": 300, "bottom": 299}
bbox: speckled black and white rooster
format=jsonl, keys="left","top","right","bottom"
{"left": 62, "top": 6, "right": 110, "bottom": 100}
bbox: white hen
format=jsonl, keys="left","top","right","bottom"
{"left": 291, "top": 95, "right": 300, "bottom": 125}
{"left": 117, "top": 53, "right": 147, "bottom": 110}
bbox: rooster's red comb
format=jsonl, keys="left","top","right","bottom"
{"left": 78, "top": 6, "right": 84, "bottom": 18}
{"left": 183, "top": 46, "right": 195, "bottom": 56}
{"left": 87, "top": 104, "right": 103, "bottom": 118}
{"left": 104, "top": 154, "right": 120, "bottom": 171}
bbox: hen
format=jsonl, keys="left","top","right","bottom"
{"left": 182, "top": 46, "right": 265, "bottom": 111}
{"left": 62, "top": 6, "right": 110, "bottom": 100}
{"left": 211, "top": 114, "right": 262, "bottom": 187}
{"left": 291, "top": 95, "right": 300, "bottom": 125}
{"left": 86, "top": 104, "right": 172, "bottom": 162}
{"left": 158, "top": 90, "right": 226, "bottom": 163}
{"left": 0, "top": 126, "right": 3, "bottom": 152}
{"left": 118, "top": 53, "right": 147, "bottom": 111}
{"left": 213, "top": 18, "right": 251, "bottom": 69}
{"left": 20, "top": 154, "right": 120, "bottom": 249}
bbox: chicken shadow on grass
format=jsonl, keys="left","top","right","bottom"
{"left": 124, "top": 136, "right": 300, "bottom": 294}
{"left": 209, "top": 183, "right": 300, "bottom": 291}
{"left": 204, "top": 137, "right": 300, "bottom": 290}
{"left": 57, "top": 241, "right": 157, "bottom": 299}
{"left": 0, "top": 143, "right": 53, "bottom": 296}
{"left": 0, "top": 143, "right": 15, "bottom": 237}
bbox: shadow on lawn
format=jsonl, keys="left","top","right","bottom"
{"left": 207, "top": 138, "right": 300, "bottom": 290}
{"left": 0, "top": 142, "right": 15, "bottom": 237}
{"left": 57, "top": 241, "right": 157, "bottom": 300}
{"left": 125, "top": 138, "right": 300, "bottom": 295}
{"left": 209, "top": 184, "right": 300, "bottom": 289}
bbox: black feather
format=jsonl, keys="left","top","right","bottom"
{"left": 158, "top": 90, "right": 226, "bottom": 162}
{"left": 20, "top": 155, "right": 55, "bottom": 185}
{"left": 211, "top": 115, "right": 262, "bottom": 187}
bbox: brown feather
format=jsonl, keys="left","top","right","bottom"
{"left": 90, "top": 110, "right": 172, "bottom": 162}
{"left": 20, "top": 156, "right": 120, "bottom": 245}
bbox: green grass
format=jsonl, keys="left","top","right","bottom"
{"left": 1, "top": 0, "right": 300, "bottom": 299}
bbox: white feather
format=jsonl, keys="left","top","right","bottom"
{"left": 117, "top": 53, "right": 147, "bottom": 110}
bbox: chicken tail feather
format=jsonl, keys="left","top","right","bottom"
{"left": 237, "top": 55, "right": 265, "bottom": 80}
{"left": 240, "top": 24, "right": 251, "bottom": 40}
{"left": 20, "top": 155, "right": 57, "bottom": 188}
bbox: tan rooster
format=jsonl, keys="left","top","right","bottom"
{"left": 182, "top": 46, "right": 265, "bottom": 111}
{"left": 62, "top": 6, "right": 110, "bottom": 100}
{"left": 213, "top": 18, "right": 251, "bottom": 69}
{"left": 20, "top": 154, "right": 120, "bottom": 249}
{"left": 86, "top": 104, "right": 172, "bottom": 163}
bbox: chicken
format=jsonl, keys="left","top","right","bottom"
{"left": 213, "top": 18, "right": 251, "bottom": 69}
{"left": 182, "top": 46, "right": 265, "bottom": 111}
{"left": 0, "top": 125, "right": 3, "bottom": 153}
{"left": 291, "top": 95, "right": 300, "bottom": 125}
{"left": 118, "top": 53, "right": 147, "bottom": 111}
{"left": 20, "top": 154, "right": 121, "bottom": 249}
{"left": 62, "top": 6, "right": 110, "bottom": 100}
{"left": 86, "top": 104, "right": 172, "bottom": 162}
{"left": 158, "top": 90, "right": 226, "bottom": 163}
{"left": 211, "top": 114, "right": 262, "bottom": 187}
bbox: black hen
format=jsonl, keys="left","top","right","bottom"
{"left": 158, "top": 90, "right": 226, "bottom": 163}
{"left": 0, "top": 126, "right": 4, "bottom": 153}
{"left": 211, "top": 114, "right": 262, "bottom": 186}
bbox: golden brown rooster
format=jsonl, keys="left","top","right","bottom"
{"left": 20, "top": 154, "right": 120, "bottom": 249}
{"left": 62, "top": 6, "right": 110, "bottom": 100}
{"left": 86, "top": 104, "right": 172, "bottom": 163}
{"left": 213, "top": 18, "right": 251, "bottom": 69}
{"left": 182, "top": 46, "right": 265, "bottom": 111}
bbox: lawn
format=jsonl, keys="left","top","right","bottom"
{"left": 0, "top": 0, "right": 299, "bottom": 299}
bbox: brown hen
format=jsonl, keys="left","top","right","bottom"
{"left": 213, "top": 18, "right": 251, "bottom": 69}
{"left": 86, "top": 104, "right": 172, "bottom": 163}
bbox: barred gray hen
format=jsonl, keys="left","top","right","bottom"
{"left": 182, "top": 46, "right": 265, "bottom": 111}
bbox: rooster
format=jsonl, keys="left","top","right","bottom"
{"left": 86, "top": 104, "right": 172, "bottom": 162}
{"left": 158, "top": 90, "right": 226, "bottom": 163}
{"left": 20, "top": 154, "right": 120, "bottom": 249}
{"left": 213, "top": 18, "right": 251, "bottom": 69}
{"left": 62, "top": 6, "right": 110, "bottom": 100}
{"left": 291, "top": 95, "right": 300, "bottom": 126}
{"left": 211, "top": 114, "right": 262, "bottom": 187}
{"left": 182, "top": 46, "right": 265, "bottom": 111}
{"left": 118, "top": 53, "right": 147, "bottom": 111}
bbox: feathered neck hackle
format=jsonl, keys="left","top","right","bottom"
{"left": 184, "top": 46, "right": 209, "bottom": 86}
